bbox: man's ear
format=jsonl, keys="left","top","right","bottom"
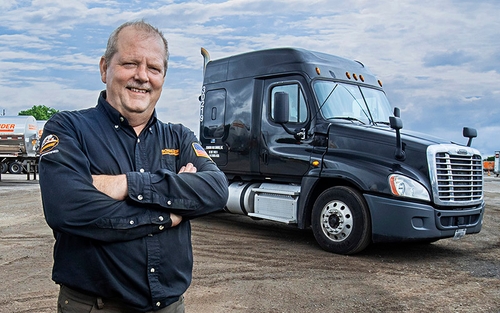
{"left": 99, "top": 57, "right": 107, "bottom": 84}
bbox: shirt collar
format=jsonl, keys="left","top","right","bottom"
{"left": 96, "top": 90, "right": 158, "bottom": 129}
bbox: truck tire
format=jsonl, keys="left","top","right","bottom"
{"left": 8, "top": 162, "right": 23, "bottom": 174}
{"left": 311, "top": 186, "right": 371, "bottom": 255}
{"left": 1, "top": 162, "right": 7, "bottom": 174}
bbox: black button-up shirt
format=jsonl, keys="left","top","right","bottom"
{"left": 39, "top": 91, "right": 228, "bottom": 311}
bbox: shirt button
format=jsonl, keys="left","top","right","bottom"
{"left": 167, "top": 200, "right": 172, "bottom": 205}
{"left": 159, "top": 225, "right": 165, "bottom": 231}
{"left": 156, "top": 302, "right": 161, "bottom": 307}
{"left": 139, "top": 168, "right": 145, "bottom": 173}
{"left": 138, "top": 195, "right": 143, "bottom": 201}
{"left": 150, "top": 268, "right": 155, "bottom": 273}
{"left": 129, "top": 220, "right": 134, "bottom": 225}
{"left": 159, "top": 216, "right": 164, "bottom": 222}
{"left": 137, "top": 138, "right": 141, "bottom": 143}
{"left": 120, "top": 117, "right": 124, "bottom": 122}
{"left": 114, "top": 125, "right": 119, "bottom": 129}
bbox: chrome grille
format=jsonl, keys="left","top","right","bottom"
{"left": 428, "top": 145, "right": 483, "bottom": 206}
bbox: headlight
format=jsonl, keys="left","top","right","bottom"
{"left": 388, "top": 174, "right": 430, "bottom": 201}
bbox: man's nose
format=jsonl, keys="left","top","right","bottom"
{"left": 134, "top": 63, "right": 149, "bottom": 82}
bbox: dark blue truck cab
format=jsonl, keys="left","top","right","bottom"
{"left": 199, "top": 47, "right": 484, "bottom": 254}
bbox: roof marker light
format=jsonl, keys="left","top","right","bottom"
{"left": 346, "top": 72, "right": 351, "bottom": 79}
{"left": 315, "top": 67, "right": 321, "bottom": 75}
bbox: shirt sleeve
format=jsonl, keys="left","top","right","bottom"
{"left": 39, "top": 113, "right": 175, "bottom": 243}
{"left": 126, "top": 124, "right": 229, "bottom": 219}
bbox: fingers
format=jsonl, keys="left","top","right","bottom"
{"left": 170, "top": 213, "right": 182, "bottom": 227}
{"left": 178, "top": 163, "right": 197, "bottom": 174}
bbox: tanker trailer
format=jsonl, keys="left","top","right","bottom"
{"left": 0, "top": 116, "right": 39, "bottom": 174}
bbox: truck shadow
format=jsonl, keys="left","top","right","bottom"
{"left": 196, "top": 211, "right": 486, "bottom": 259}
{"left": 195, "top": 212, "right": 500, "bottom": 279}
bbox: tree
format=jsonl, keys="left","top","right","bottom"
{"left": 18, "top": 105, "right": 59, "bottom": 120}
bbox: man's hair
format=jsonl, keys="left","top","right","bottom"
{"left": 103, "top": 20, "right": 169, "bottom": 73}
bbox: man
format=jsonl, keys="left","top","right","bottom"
{"left": 39, "top": 21, "right": 228, "bottom": 312}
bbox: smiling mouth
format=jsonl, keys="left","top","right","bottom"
{"left": 128, "top": 87, "right": 149, "bottom": 93}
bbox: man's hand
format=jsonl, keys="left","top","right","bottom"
{"left": 92, "top": 174, "right": 128, "bottom": 200}
{"left": 178, "top": 162, "right": 197, "bottom": 173}
{"left": 170, "top": 213, "right": 182, "bottom": 227}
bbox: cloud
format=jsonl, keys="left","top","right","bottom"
{"left": 423, "top": 50, "right": 474, "bottom": 67}
{"left": 0, "top": 80, "right": 99, "bottom": 114}
{"left": 0, "top": 34, "right": 53, "bottom": 50}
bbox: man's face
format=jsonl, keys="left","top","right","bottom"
{"left": 99, "top": 27, "right": 166, "bottom": 123}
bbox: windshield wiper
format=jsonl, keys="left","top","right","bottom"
{"left": 330, "top": 117, "right": 366, "bottom": 125}
{"left": 373, "top": 121, "right": 390, "bottom": 125}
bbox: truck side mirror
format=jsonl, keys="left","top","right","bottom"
{"left": 390, "top": 115, "right": 405, "bottom": 161}
{"left": 389, "top": 116, "right": 402, "bottom": 130}
{"left": 393, "top": 107, "right": 401, "bottom": 118}
{"left": 273, "top": 92, "right": 289, "bottom": 124}
{"left": 463, "top": 127, "right": 477, "bottom": 147}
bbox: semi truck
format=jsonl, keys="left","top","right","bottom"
{"left": 0, "top": 116, "right": 40, "bottom": 176}
{"left": 198, "top": 47, "right": 484, "bottom": 255}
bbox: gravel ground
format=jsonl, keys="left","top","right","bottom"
{"left": 0, "top": 174, "right": 499, "bottom": 313}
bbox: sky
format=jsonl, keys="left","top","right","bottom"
{"left": 1, "top": 0, "right": 499, "bottom": 158}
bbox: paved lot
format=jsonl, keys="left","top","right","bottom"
{"left": 0, "top": 174, "right": 499, "bottom": 312}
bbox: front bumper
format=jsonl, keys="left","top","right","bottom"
{"left": 364, "top": 194, "right": 485, "bottom": 243}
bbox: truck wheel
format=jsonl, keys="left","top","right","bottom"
{"left": 8, "top": 162, "right": 23, "bottom": 174}
{"left": 311, "top": 186, "right": 371, "bottom": 255}
{"left": 1, "top": 162, "right": 7, "bottom": 174}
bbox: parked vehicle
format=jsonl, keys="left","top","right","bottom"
{"left": 494, "top": 151, "right": 500, "bottom": 177}
{"left": 198, "top": 47, "right": 484, "bottom": 255}
{"left": 483, "top": 160, "right": 494, "bottom": 173}
{"left": 0, "top": 116, "right": 40, "bottom": 175}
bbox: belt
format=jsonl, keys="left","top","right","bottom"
{"left": 59, "top": 285, "right": 184, "bottom": 312}
{"left": 59, "top": 285, "right": 137, "bottom": 312}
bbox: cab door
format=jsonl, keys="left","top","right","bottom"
{"left": 259, "top": 76, "right": 312, "bottom": 179}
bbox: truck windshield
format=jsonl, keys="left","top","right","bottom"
{"left": 313, "top": 80, "right": 393, "bottom": 125}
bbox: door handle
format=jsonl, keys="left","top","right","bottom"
{"left": 262, "top": 150, "right": 269, "bottom": 165}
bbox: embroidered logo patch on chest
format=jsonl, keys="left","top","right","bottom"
{"left": 162, "top": 148, "right": 179, "bottom": 156}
